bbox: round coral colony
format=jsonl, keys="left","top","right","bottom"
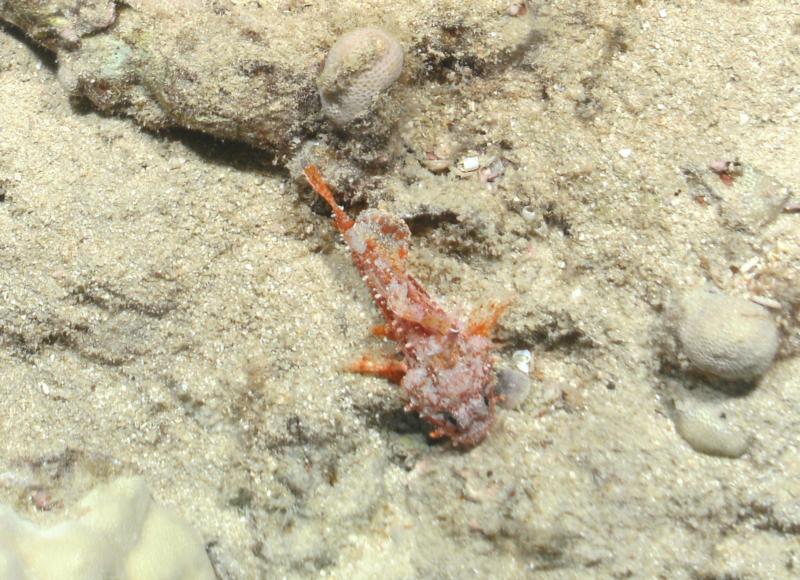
{"left": 318, "top": 27, "right": 404, "bottom": 126}
{"left": 675, "top": 288, "right": 780, "bottom": 383}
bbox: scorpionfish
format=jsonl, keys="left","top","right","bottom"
{"left": 304, "top": 165, "right": 506, "bottom": 447}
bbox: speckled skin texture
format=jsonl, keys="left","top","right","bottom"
{"left": 306, "top": 166, "right": 498, "bottom": 446}
{"left": 400, "top": 331, "right": 496, "bottom": 446}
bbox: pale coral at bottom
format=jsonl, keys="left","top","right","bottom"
{"left": 0, "top": 477, "right": 214, "bottom": 580}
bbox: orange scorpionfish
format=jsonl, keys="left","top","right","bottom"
{"left": 304, "top": 165, "right": 507, "bottom": 447}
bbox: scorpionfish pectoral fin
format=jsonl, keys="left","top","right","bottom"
{"left": 347, "top": 355, "right": 407, "bottom": 384}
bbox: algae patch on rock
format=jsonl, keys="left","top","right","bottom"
{"left": 0, "top": 477, "right": 214, "bottom": 580}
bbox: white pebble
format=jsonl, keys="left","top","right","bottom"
{"left": 461, "top": 157, "right": 480, "bottom": 172}
{"left": 520, "top": 206, "right": 537, "bottom": 222}
{"left": 739, "top": 256, "right": 759, "bottom": 273}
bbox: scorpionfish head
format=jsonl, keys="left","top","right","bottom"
{"left": 403, "top": 333, "right": 497, "bottom": 447}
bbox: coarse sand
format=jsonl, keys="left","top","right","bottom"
{"left": 1, "top": 1, "right": 799, "bottom": 578}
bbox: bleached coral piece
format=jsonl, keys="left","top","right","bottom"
{"left": 0, "top": 477, "right": 214, "bottom": 580}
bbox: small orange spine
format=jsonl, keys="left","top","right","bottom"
{"left": 304, "top": 165, "right": 355, "bottom": 232}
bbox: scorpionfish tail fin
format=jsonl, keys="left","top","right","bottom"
{"left": 304, "top": 165, "right": 355, "bottom": 232}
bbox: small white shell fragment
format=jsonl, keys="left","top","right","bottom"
{"left": 521, "top": 206, "right": 537, "bottom": 221}
{"left": 708, "top": 159, "right": 729, "bottom": 174}
{"left": 461, "top": 156, "right": 480, "bottom": 172}
{"left": 618, "top": 147, "right": 633, "bottom": 159}
{"left": 739, "top": 256, "right": 759, "bottom": 273}
{"left": 673, "top": 400, "right": 751, "bottom": 458}
{"left": 511, "top": 349, "right": 532, "bottom": 374}
{"left": 749, "top": 295, "right": 782, "bottom": 310}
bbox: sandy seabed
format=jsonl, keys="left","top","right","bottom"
{"left": 1, "top": 1, "right": 799, "bottom": 578}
